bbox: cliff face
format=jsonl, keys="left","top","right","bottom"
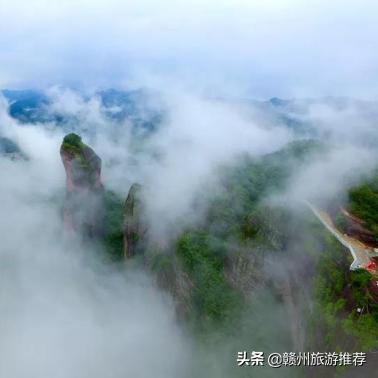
{"left": 60, "top": 133, "right": 104, "bottom": 238}
{"left": 344, "top": 215, "right": 376, "bottom": 245}
{"left": 123, "top": 183, "right": 147, "bottom": 258}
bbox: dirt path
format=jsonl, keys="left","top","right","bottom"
{"left": 305, "top": 201, "right": 373, "bottom": 271}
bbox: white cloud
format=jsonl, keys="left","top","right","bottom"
{"left": 0, "top": 0, "right": 377, "bottom": 97}
{"left": 0, "top": 110, "right": 191, "bottom": 378}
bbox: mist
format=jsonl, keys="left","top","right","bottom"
{"left": 0, "top": 121, "right": 194, "bottom": 378}
{"left": 1, "top": 0, "right": 378, "bottom": 98}
{"left": 0, "top": 88, "right": 294, "bottom": 378}
{"left": 1, "top": 79, "right": 378, "bottom": 377}
{"left": 1, "top": 1, "right": 378, "bottom": 377}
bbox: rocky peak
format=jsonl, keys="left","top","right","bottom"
{"left": 60, "top": 133, "right": 104, "bottom": 237}
{"left": 123, "top": 183, "right": 147, "bottom": 258}
{"left": 60, "top": 133, "right": 102, "bottom": 192}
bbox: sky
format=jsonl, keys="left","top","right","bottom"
{"left": 0, "top": 0, "right": 377, "bottom": 98}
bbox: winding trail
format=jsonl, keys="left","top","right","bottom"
{"left": 305, "top": 201, "right": 372, "bottom": 271}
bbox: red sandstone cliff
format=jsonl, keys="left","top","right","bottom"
{"left": 60, "top": 133, "right": 104, "bottom": 237}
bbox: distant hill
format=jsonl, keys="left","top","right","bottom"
{"left": 1, "top": 89, "right": 50, "bottom": 123}
{"left": 1, "top": 88, "right": 163, "bottom": 131}
{"left": 0, "top": 136, "right": 26, "bottom": 160}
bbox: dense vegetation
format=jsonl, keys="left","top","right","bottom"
{"left": 176, "top": 231, "right": 243, "bottom": 333}
{"left": 97, "top": 137, "right": 378, "bottom": 370}
{"left": 348, "top": 184, "right": 378, "bottom": 240}
{"left": 166, "top": 140, "right": 324, "bottom": 333}
{"left": 207, "top": 139, "right": 324, "bottom": 239}
{"left": 102, "top": 190, "right": 124, "bottom": 261}
{"left": 61, "top": 132, "right": 84, "bottom": 153}
{"left": 310, "top": 167, "right": 378, "bottom": 365}
{"left": 311, "top": 231, "right": 378, "bottom": 353}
